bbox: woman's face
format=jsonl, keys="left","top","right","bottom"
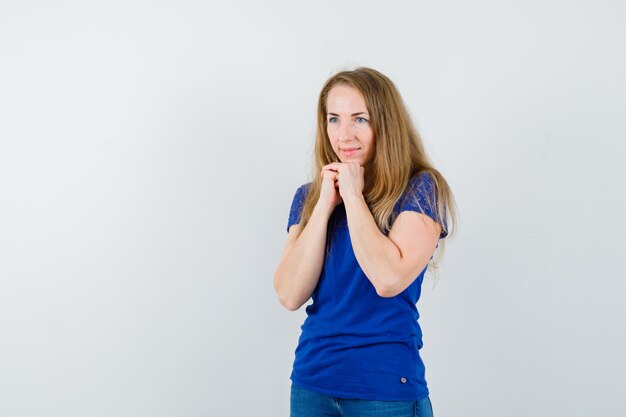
{"left": 326, "top": 85, "right": 375, "bottom": 166}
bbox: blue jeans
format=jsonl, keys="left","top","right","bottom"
{"left": 290, "top": 382, "right": 434, "bottom": 417}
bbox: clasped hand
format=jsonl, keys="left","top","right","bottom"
{"left": 319, "top": 162, "right": 364, "bottom": 210}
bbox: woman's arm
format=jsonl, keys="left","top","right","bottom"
{"left": 273, "top": 203, "right": 333, "bottom": 311}
{"left": 343, "top": 193, "right": 441, "bottom": 297}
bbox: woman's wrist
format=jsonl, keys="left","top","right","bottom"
{"left": 313, "top": 201, "right": 335, "bottom": 219}
{"left": 341, "top": 191, "right": 365, "bottom": 208}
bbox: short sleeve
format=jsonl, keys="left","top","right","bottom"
{"left": 394, "top": 173, "right": 448, "bottom": 239}
{"left": 286, "top": 183, "right": 310, "bottom": 233}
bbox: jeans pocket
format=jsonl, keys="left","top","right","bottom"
{"left": 415, "top": 396, "right": 434, "bottom": 417}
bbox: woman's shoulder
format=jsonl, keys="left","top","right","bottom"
{"left": 395, "top": 171, "right": 440, "bottom": 213}
{"left": 295, "top": 182, "right": 313, "bottom": 197}
{"left": 407, "top": 171, "right": 436, "bottom": 190}
{"left": 291, "top": 182, "right": 313, "bottom": 207}
{"left": 394, "top": 172, "right": 437, "bottom": 204}
{"left": 292, "top": 179, "right": 312, "bottom": 189}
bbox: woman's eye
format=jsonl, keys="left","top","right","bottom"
{"left": 328, "top": 117, "right": 338, "bottom": 124}
{"left": 356, "top": 117, "right": 368, "bottom": 123}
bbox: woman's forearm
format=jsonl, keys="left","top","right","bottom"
{"left": 273, "top": 203, "right": 332, "bottom": 311}
{"left": 342, "top": 193, "right": 404, "bottom": 297}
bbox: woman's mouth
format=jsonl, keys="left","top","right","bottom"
{"left": 341, "top": 148, "right": 360, "bottom": 157}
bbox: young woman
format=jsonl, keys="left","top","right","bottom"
{"left": 274, "top": 67, "right": 457, "bottom": 417}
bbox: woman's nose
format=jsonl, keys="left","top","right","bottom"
{"left": 338, "top": 121, "right": 354, "bottom": 140}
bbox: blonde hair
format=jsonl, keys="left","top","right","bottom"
{"left": 297, "top": 67, "right": 457, "bottom": 276}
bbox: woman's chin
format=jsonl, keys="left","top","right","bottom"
{"left": 339, "top": 157, "right": 364, "bottom": 165}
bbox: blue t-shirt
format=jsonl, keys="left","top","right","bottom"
{"left": 286, "top": 173, "right": 447, "bottom": 401}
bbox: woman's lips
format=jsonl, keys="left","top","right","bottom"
{"left": 341, "top": 148, "right": 360, "bottom": 156}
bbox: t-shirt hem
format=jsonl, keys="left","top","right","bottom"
{"left": 290, "top": 375, "right": 429, "bottom": 401}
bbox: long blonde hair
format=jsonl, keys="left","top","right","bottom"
{"left": 297, "top": 67, "right": 457, "bottom": 274}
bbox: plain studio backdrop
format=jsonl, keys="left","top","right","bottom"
{"left": 0, "top": 1, "right": 624, "bottom": 416}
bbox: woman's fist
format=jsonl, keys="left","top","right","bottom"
{"left": 318, "top": 168, "right": 343, "bottom": 212}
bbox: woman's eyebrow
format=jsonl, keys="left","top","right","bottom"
{"left": 327, "top": 112, "right": 369, "bottom": 117}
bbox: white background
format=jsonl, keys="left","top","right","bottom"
{"left": 1, "top": 1, "right": 624, "bottom": 416}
